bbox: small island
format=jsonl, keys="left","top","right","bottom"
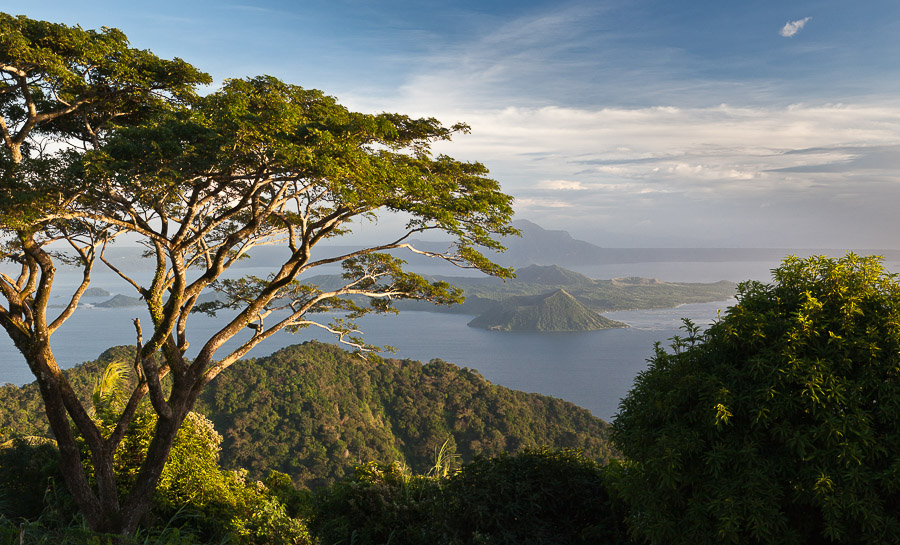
{"left": 387, "top": 263, "right": 736, "bottom": 332}
{"left": 83, "top": 287, "right": 112, "bottom": 297}
{"left": 468, "top": 289, "right": 627, "bottom": 332}
{"left": 96, "top": 294, "right": 143, "bottom": 308}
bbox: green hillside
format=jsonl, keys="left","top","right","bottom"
{"left": 468, "top": 289, "right": 627, "bottom": 331}
{"left": 0, "top": 342, "right": 612, "bottom": 489}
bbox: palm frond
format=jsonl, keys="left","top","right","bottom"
{"left": 89, "top": 360, "right": 132, "bottom": 423}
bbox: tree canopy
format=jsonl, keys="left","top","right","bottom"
{"left": 0, "top": 13, "right": 516, "bottom": 536}
{"left": 612, "top": 254, "right": 900, "bottom": 545}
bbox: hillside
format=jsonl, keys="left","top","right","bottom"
{"left": 511, "top": 264, "right": 594, "bottom": 285}
{"left": 468, "top": 289, "right": 626, "bottom": 331}
{"left": 96, "top": 294, "right": 143, "bottom": 308}
{"left": 0, "top": 342, "right": 612, "bottom": 489}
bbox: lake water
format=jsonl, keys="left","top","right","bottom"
{"left": 3, "top": 256, "right": 895, "bottom": 422}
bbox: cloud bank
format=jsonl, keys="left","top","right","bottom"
{"left": 423, "top": 101, "right": 900, "bottom": 247}
{"left": 780, "top": 17, "right": 812, "bottom": 38}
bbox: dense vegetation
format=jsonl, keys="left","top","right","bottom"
{"left": 1, "top": 342, "right": 617, "bottom": 544}
{"left": 613, "top": 254, "right": 900, "bottom": 545}
{"left": 467, "top": 288, "right": 626, "bottom": 331}
{"left": 2, "top": 409, "right": 313, "bottom": 544}
{"left": 1, "top": 342, "right": 613, "bottom": 490}
{"left": 309, "top": 449, "right": 630, "bottom": 545}
{"left": 1, "top": 436, "right": 627, "bottom": 545}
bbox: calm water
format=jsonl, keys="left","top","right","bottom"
{"left": 0, "top": 295, "right": 732, "bottom": 423}
{"left": 4, "top": 256, "right": 892, "bottom": 422}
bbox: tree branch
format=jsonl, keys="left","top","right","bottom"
{"left": 98, "top": 243, "right": 142, "bottom": 293}
{"left": 133, "top": 319, "right": 172, "bottom": 420}
{"left": 49, "top": 234, "right": 96, "bottom": 334}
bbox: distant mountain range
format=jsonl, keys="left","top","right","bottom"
{"left": 298, "top": 219, "right": 900, "bottom": 270}
{"left": 54, "top": 219, "right": 900, "bottom": 275}
{"left": 476, "top": 220, "right": 900, "bottom": 267}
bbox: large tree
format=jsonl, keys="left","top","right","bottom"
{"left": 612, "top": 254, "right": 900, "bottom": 545}
{"left": 0, "top": 14, "right": 515, "bottom": 536}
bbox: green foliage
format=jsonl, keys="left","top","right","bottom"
{"left": 89, "top": 360, "right": 133, "bottom": 426}
{"left": 612, "top": 254, "right": 900, "bottom": 545}
{"left": 110, "top": 412, "right": 312, "bottom": 545}
{"left": 0, "top": 516, "right": 227, "bottom": 545}
{"left": 0, "top": 342, "right": 612, "bottom": 493}
{"left": 0, "top": 13, "right": 206, "bottom": 108}
{"left": 445, "top": 449, "right": 630, "bottom": 545}
{"left": 0, "top": 437, "right": 74, "bottom": 522}
{"left": 309, "top": 449, "right": 631, "bottom": 545}
{"left": 1, "top": 411, "right": 311, "bottom": 544}
{"left": 0, "top": 380, "right": 52, "bottom": 438}
{"left": 309, "top": 461, "right": 446, "bottom": 545}
{"left": 194, "top": 341, "right": 613, "bottom": 487}
{"left": 0, "top": 11, "right": 209, "bottom": 218}
{"left": 0, "top": 348, "right": 148, "bottom": 443}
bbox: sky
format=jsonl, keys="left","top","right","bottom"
{"left": 17, "top": 1, "right": 900, "bottom": 248}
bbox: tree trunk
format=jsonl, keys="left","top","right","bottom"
{"left": 118, "top": 410, "right": 187, "bottom": 534}
{"left": 26, "top": 340, "right": 193, "bottom": 536}
{"left": 27, "top": 346, "right": 109, "bottom": 529}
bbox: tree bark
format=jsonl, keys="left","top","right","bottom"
{"left": 27, "top": 345, "right": 108, "bottom": 529}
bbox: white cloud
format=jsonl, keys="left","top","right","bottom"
{"left": 515, "top": 197, "right": 575, "bottom": 210}
{"left": 780, "top": 17, "right": 812, "bottom": 38}
{"left": 537, "top": 179, "right": 587, "bottom": 191}
{"left": 417, "top": 100, "right": 900, "bottom": 246}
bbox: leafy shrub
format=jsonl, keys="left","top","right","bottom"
{"left": 612, "top": 255, "right": 900, "bottom": 545}
{"left": 112, "top": 412, "right": 313, "bottom": 545}
{"left": 309, "top": 449, "right": 630, "bottom": 545}
{"left": 309, "top": 461, "right": 446, "bottom": 545}
{"left": 446, "top": 449, "right": 630, "bottom": 545}
{"left": 6, "top": 411, "right": 312, "bottom": 544}
{"left": 0, "top": 437, "right": 71, "bottom": 521}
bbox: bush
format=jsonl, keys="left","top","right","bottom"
{"left": 446, "top": 449, "right": 629, "bottom": 545}
{"left": 309, "top": 461, "right": 446, "bottom": 545}
{"left": 4, "top": 412, "right": 312, "bottom": 544}
{"left": 612, "top": 255, "right": 900, "bottom": 545}
{"left": 309, "top": 449, "right": 630, "bottom": 545}
{"left": 0, "top": 437, "right": 73, "bottom": 522}
{"left": 115, "top": 412, "right": 313, "bottom": 545}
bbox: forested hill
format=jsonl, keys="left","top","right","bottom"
{"left": 194, "top": 342, "right": 612, "bottom": 487}
{"left": 0, "top": 342, "right": 612, "bottom": 489}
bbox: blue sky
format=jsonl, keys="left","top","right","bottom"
{"left": 19, "top": 1, "right": 900, "bottom": 247}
